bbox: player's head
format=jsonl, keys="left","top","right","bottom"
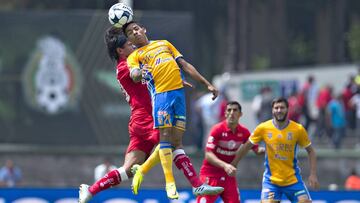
{"left": 122, "top": 21, "right": 148, "bottom": 47}
{"left": 225, "top": 101, "right": 242, "bottom": 125}
{"left": 104, "top": 26, "right": 135, "bottom": 61}
{"left": 271, "top": 97, "right": 289, "bottom": 122}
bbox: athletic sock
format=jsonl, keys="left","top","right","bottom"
{"left": 140, "top": 144, "right": 160, "bottom": 175}
{"left": 88, "top": 167, "right": 127, "bottom": 195}
{"left": 173, "top": 148, "right": 202, "bottom": 187}
{"left": 159, "top": 141, "right": 175, "bottom": 184}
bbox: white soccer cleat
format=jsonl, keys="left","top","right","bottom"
{"left": 192, "top": 183, "right": 224, "bottom": 196}
{"left": 78, "top": 184, "right": 92, "bottom": 203}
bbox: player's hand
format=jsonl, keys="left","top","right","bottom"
{"left": 208, "top": 85, "right": 218, "bottom": 100}
{"left": 224, "top": 163, "right": 237, "bottom": 177}
{"left": 308, "top": 174, "right": 319, "bottom": 189}
{"left": 183, "top": 80, "right": 194, "bottom": 88}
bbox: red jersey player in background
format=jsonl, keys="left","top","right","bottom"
{"left": 79, "top": 27, "right": 223, "bottom": 203}
{"left": 197, "top": 101, "right": 264, "bottom": 203}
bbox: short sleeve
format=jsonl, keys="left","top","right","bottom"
{"left": 249, "top": 125, "right": 264, "bottom": 144}
{"left": 127, "top": 51, "right": 140, "bottom": 70}
{"left": 165, "top": 40, "right": 183, "bottom": 59}
{"left": 205, "top": 126, "right": 219, "bottom": 152}
{"left": 297, "top": 125, "right": 311, "bottom": 148}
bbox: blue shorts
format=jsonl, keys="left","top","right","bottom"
{"left": 261, "top": 180, "right": 311, "bottom": 202}
{"left": 152, "top": 88, "right": 186, "bottom": 130}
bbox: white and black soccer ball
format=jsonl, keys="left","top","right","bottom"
{"left": 108, "top": 3, "right": 133, "bottom": 28}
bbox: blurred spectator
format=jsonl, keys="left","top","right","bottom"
{"left": 345, "top": 168, "right": 360, "bottom": 190}
{"left": 218, "top": 89, "right": 229, "bottom": 121}
{"left": 326, "top": 94, "right": 346, "bottom": 149}
{"left": 298, "top": 75, "right": 318, "bottom": 131}
{"left": 190, "top": 91, "right": 205, "bottom": 150}
{"left": 315, "top": 85, "right": 332, "bottom": 139}
{"left": 0, "top": 159, "right": 22, "bottom": 187}
{"left": 195, "top": 90, "right": 225, "bottom": 149}
{"left": 350, "top": 88, "right": 360, "bottom": 146}
{"left": 251, "top": 86, "right": 273, "bottom": 123}
{"left": 288, "top": 91, "right": 302, "bottom": 122}
{"left": 342, "top": 82, "right": 356, "bottom": 130}
{"left": 94, "top": 158, "right": 117, "bottom": 182}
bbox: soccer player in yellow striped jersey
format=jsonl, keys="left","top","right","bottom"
{"left": 231, "top": 97, "right": 319, "bottom": 203}
{"left": 122, "top": 21, "right": 223, "bottom": 200}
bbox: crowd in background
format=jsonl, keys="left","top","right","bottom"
{"left": 192, "top": 68, "right": 360, "bottom": 150}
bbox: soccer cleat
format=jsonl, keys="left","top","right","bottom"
{"left": 165, "top": 182, "right": 179, "bottom": 200}
{"left": 192, "top": 183, "right": 224, "bottom": 196}
{"left": 131, "top": 164, "right": 144, "bottom": 195}
{"left": 78, "top": 184, "right": 92, "bottom": 203}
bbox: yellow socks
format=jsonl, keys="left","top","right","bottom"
{"left": 159, "top": 141, "right": 175, "bottom": 184}
{"left": 140, "top": 145, "right": 160, "bottom": 174}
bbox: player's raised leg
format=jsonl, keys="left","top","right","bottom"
{"left": 132, "top": 145, "right": 160, "bottom": 195}
{"left": 78, "top": 150, "right": 147, "bottom": 203}
{"left": 172, "top": 127, "right": 224, "bottom": 196}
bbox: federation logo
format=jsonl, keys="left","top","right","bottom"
{"left": 22, "top": 36, "right": 82, "bottom": 114}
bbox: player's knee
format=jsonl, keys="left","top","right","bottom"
{"left": 159, "top": 128, "right": 172, "bottom": 140}
{"left": 298, "top": 200, "right": 311, "bottom": 203}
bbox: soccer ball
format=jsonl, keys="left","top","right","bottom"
{"left": 108, "top": 3, "right": 133, "bottom": 28}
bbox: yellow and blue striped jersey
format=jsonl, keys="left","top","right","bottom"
{"left": 127, "top": 40, "right": 184, "bottom": 94}
{"left": 249, "top": 119, "right": 311, "bottom": 186}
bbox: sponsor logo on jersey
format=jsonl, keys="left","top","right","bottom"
{"left": 287, "top": 132, "right": 293, "bottom": 140}
{"left": 216, "top": 148, "right": 236, "bottom": 156}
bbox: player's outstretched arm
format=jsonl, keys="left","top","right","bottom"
{"left": 305, "top": 145, "right": 319, "bottom": 189}
{"left": 205, "top": 151, "right": 237, "bottom": 177}
{"left": 177, "top": 58, "right": 218, "bottom": 100}
{"left": 231, "top": 141, "right": 254, "bottom": 167}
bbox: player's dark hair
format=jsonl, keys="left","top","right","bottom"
{"left": 227, "top": 101, "right": 242, "bottom": 112}
{"left": 104, "top": 26, "right": 127, "bottom": 61}
{"left": 271, "top": 97, "right": 289, "bottom": 108}
{"left": 122, "top": 21, "right": 144, "bottom": 36}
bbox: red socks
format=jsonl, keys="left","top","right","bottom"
{"left": 89, "top": 169, "right": 121, "bottom": 195}
{"left": 173, "top": 149, "right": 202, "bottom": 188}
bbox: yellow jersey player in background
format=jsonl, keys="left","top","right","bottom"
{"left": 122, "top": 21, "right": 223, "bottom": 200}
{"left": 231, "top": 97, "right": 319, "bottom": 203}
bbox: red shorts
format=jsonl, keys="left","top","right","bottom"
{"left": 126, "top": 122, "right": 160, "bottom": 156}
{"left": 196, "top": 175, "right": 240, "bottom": 203}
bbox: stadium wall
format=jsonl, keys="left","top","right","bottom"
{"left": 1, "top": 147, "right": 359, "bottom": 190}
{"left": 1, "top": 188, "right": 360, "bottom": 203}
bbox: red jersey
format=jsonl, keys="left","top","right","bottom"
{"left": 116, "top": 59, "right": 153, "bottom": 127}
{"left": 200, "top": 121, "right": 258, "bottom": 177}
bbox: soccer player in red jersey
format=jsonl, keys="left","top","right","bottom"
{"left": 197, "top": 101, "right": 264, "bottom": 203}
{"left": 79, "top": 27, "right": 222, "bottom": 203}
